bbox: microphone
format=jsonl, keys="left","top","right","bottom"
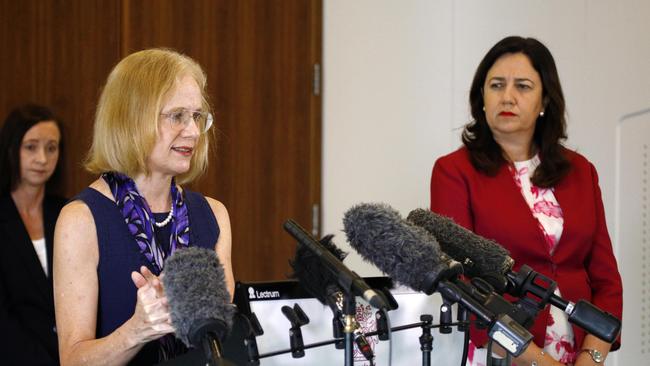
{"left": 289, "top": 233, "right": 376, "bottom": 360}
{"left": 343, "top": 203, "right": 533, "bottom": 356}
{"left": 284, "top": 219, "right": 389, "bottom": 310}
{"left": 342, "top": 203, "right": 461, "bottom": 294}
{"left": 289, "top": 234, "right": 349, "bottom": 313}
{"left": 407, "top": 208, "right": 621, "bottom": 343}
{"left": 163, "top": 247, "right": 236, "bottom": 365}
{"left": 407, "top": 208, "right": 513, "bottom": 291}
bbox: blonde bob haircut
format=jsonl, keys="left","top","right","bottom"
{"left": 85, "top": 48, "right": 213, "bottom": 184}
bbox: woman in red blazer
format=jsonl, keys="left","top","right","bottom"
{"left": 430, "top": 36, "right": 622, "bottom": 366}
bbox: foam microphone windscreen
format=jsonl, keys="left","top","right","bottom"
{"left": 407, "top": 209, "right": 514, "bottom": 278}
{"left": 163, "top": 247, "right": 235, "bottom": 347}
{"left": 343, "top": 203, "right": 456, "bottom": 294}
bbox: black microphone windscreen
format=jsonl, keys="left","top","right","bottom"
{"left": 163, "top": 247, "right": 235, "bottom": 347}
{"left": 289, "top": 234, "right": 347, "bottom": 308}
{"left": 342, "top": 203, "right": 453, "bottom": 294}
{"left": 407, "top": 209, "right": 514, "bottom": 278}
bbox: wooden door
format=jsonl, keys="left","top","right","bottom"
{"left": 0, "top": 0, "right": 322, "bottom": 282}
{"left": 0, "top": 0, "right": 121, "bottom": 193}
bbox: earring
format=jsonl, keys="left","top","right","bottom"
{"left": 539, "top": 111, "right": 545, "bottom": 117}
{"left": 482, "top": 106, "right": 486, "bottom": 112}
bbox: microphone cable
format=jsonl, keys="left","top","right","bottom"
{"left": 458, "top": 305, "right": 469, "bottom": 366}
{"left": 460, "top": 328, "right": 470, "bottom": 366}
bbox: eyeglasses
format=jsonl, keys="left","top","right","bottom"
{"left": 159, "top": 109, "right": 213, "bottom": 133}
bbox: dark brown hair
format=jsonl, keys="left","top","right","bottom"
{"left": 0, "top": 104, "right": 64, "bottom": 196}
{"left": 462, "top": 36, "right": 570, "bottom": 187}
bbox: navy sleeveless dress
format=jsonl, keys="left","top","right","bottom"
{"left": 75, "top": 187, "right": 220, "bottom": 364}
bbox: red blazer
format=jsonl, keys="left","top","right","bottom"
{"left": 430, "top": 147, "right": 622, "bottom": 351}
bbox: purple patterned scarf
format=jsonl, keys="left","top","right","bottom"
{"left": 102, "top": 171, "right": 190, "bottom": 274}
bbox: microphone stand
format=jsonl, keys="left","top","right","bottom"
{"left": 241, "top": 312, "right": 263, "bottom": 366}
{"left": 252, "top": 317, "right": 468, "bottom": 364}
{"left": 439, "top": 299, "right": 453, "bottom": 334}
{"left": 281, "top": 304, "right": 310, "bottom": 358}
{"left": 342, "top": 294, "right": 356, "bottom": 366}
{"left": 418, "top": 314, "right": 433, "bottom": 366}
{"left": 375, "top": 310, "right": 389, "bottom": 341}
{"left": 332, "top": 312, "right": 345, "bottom": 349}
{"left": 437, "top": 299, "right": 470, "bottom": 366}
{"left": 486, "top": 339, "right": 512, "bottom": 366}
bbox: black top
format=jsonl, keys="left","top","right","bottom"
{"left": 0, "top": 193, "right": 66, "bottom": 365}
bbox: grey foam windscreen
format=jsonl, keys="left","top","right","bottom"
{"left": 343, "top": 202, "right": 451, "bottom": 293}
{"left": 407, "top": 208, "right": 513, "bottom": 277}
{"left": 163, "top": 247, "right": 235, "bottom": 347}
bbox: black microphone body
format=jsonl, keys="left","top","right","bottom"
{"left": 284, "top": 219, "right": 389, "bottom": 310}
{"left": 407, "top": 208, "right": 622, "bottom": 343}
{"left": 506, "top": 265, "right": 621, "bottom": 343}
{"left": 163, "top": 247, "right": 236, "bottom": 365}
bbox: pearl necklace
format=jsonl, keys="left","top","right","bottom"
{"left": 154, "top": 204, "right": 174, "bottom": 228}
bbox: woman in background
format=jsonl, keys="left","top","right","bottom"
{"left": 0, "top": 104, "right": 65, "bottom": 365}
{"left": 54, "top": 48, "right": 233, "bottom": 365}
{"left": 430, "top": 36, "right": 622, "bottom": 365}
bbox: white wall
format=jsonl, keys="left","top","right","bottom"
{"left": 323, "top": 1, "right": 650, "bottom": 365}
